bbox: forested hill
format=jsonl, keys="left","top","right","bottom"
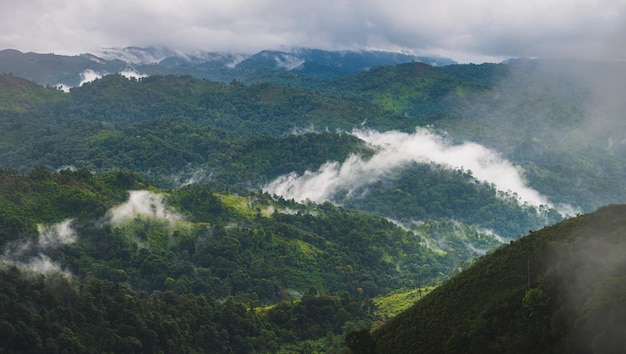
{"left": 318, "top": 59, "right": 626, "bottom": 212}
{"left": 363, "top": 204, "right": 626, "bottom": 354}
{"left": 0, "top": 72, "right": 562, "bottom": 242}
{"left": 0, "top": 168, "right": 450, "bottom": 352}
{"left": 0, "top": 74, "right": 67, "bottom": 111}
{"left": 58, "top": 73, "right": 413, "bottom": 133}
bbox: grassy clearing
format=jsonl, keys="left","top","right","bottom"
{"left": 374, "top": 286, "right": 435, "bottom": 320}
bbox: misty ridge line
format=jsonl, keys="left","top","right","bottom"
{"left": 55, "top": 68, "right": 147, "bottom": 92}
{"left": 264, "top": 127, "right": 576, "bottom": 216}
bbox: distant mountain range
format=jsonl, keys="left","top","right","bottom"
{"left": 0, "top": 47, "right": 456, "bottom": 88}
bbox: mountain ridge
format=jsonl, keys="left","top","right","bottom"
{"left": 0, "top": 47, "right": 456, "bottom": 88}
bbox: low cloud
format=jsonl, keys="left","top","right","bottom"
{"left": 19, "top": 254, "right": 69, "bottom": 276}
{"left": 178, "top": 168, "right": 213, "bottom": 188}
{"left": 274, "top": 53, "right": 305, "bottom": 70}
{"left": 108, "top": 190, "right": 182, "bottom": 225}
{"left": 79, "top": 69, "right": 103, "bottom": 86}
{"left": 1, "top": 219, "right": 76, "bottom": 276}
{"left": 119, "top": 69, "right": 148, "bottom": 80}
{"left": 265, "top": 128, "right": 570, "bottom": 213}
{"left": 55, "top": 83, "right": 71, "bottom": 93}
{"left": 1, "top": 192, "right": 183, "bottom": 275}
{"left": 37, "top": 219, "right": 77, "bottom": 248}
{"left": 56, "top": 69, "right": 147, "bottom": 92}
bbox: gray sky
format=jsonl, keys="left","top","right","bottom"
{"left": 1, "top": 0, "right": 625, "bottom": 63}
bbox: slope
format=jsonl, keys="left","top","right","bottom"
{"left": 366, "top": 204, "right": 626, "bottom": 353}
{"left": 0, "top": 168, "right": 452, "bottom": 352}
{"left": 0, "top": 49, "right": 129, "bottom": 87}
{"left": 0, "top": 74, "right": 67, "bottom": 112}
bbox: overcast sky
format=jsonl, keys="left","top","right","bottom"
{"left": 1, "top": 0, "right": 624, "bottom": 63}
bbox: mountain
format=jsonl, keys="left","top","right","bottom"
{"left": 0, "top": 49, "right": 129, "bottom": 88}
{"left": 315, "top": 59, "right": 626, "bottom": 212}
{"left": 364, "top": 204, "right": 626, "bottom": 353}
{"left": 0, "top": 47, "right": 456, "bottom": 88}
{"left": 4, "top": 56, "right": 621, "bottom": 216}
{"left": 232, "top": 48, "right": 456, "bottom": 77}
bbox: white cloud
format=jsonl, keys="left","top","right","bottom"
{"left": 19, "top": 254, "right": 70, "bottom": 276}
{"left": 264, "top": 128, "right": 567, "bottom": 211}
{"left": 108, "top": 190, "right": 182, "bottom": 225}
{"left": 119, "top": 70, "right": 148, "bottom": 80}
{"left": 0, "top": 0, "right": 624, "bottom": 62}
{"left": 79, "top": 69, "right": 103, "bottom": 86}
{"left": 0, "top": 219, "right": 77, "bottom": 276}
{"left": 37, "top": 219, "right": 76, "bottom": 248}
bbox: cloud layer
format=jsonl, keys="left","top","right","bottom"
{"left": 1, "top": 1, "right": 624, "bottom": 62}
{"left": 264, "top": 128, "right": 559, "bottom": 210}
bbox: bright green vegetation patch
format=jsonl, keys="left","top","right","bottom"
{"left": 217, "top": 194, "right": 259, "bottom": 218}
{"left": 454, "top": 85, "right": 466, "bottom": 97}
{"left": 374, "top": 287, "right": 435, "bottom": 320}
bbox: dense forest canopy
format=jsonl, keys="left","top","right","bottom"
{"left": 2, "top": 53, "right": 626, "bottom": 352}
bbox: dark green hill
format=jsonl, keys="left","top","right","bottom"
{"left": 0, "top": 74, "right": 67, "bottom": 111}
{"left": 365, "top": 204, "right": 626, "bottom": 353}
{"left": 323, "top": 62, "right": 475, "bottom": 119}
{"left": 0, "top": 49, "right": 128, "bottom": 87}
{"left": 63, "top": 73, "right": 410, "bottom": 133}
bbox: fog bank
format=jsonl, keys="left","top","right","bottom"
{"left": 265, "top": 128, "right": 561, "bottom": 210}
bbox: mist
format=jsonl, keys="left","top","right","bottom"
{"left": 264, "top": 127, "right": 562, "bottom": 211}
{"left": 119, "top": 69, "right": 148, "bottom": 80}
{"left": 444, "top": 59, "right": 626, "bottom": 211}
{"left": 37, "top": 219, "right": 76, "bottom": 248}
{"left": 1, "top": 219, "right": 76, "bottom": 276}
{"left": 18, "top": 255, "right": 70, "bottom": 276}
{"left": 56, "top": 69, "right": 148, "bottom": 92}
{"left": 108, "top": 190, "right": 182, "bottom": 225}
{"left": 79, "top": 69, "right": 103, "bottom": 86}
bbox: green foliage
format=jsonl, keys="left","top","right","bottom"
{"left": 59, "top": 74, "right": 406, "bottom": 134}
{"left": 323, "top": 62, "right": 472, "bottom": 121}
{"left": 0, "top": 171, "right": 453, "bottom": 351}
{"left": 0, "top": 74, "right": 68, "bottom": 112}
{"left": 3, "top": 58, "right": 626, "bottom": 352}
{"left": 370, "top": 204, "right": 626, "bottom": 353}
{"left": 3, "top": 65, "right": 625, "bottom": 215}
{"left": 0, "top": 269, "right": 275, "bottom": 353}
{"left": 0, "top": 168, "right": 143, "bottom": 247}
{"left": 341, "top": 163, "right": 561, "bottom": 239}
{"left": 373, "top": 287, "right": 434, "bottom": 320}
